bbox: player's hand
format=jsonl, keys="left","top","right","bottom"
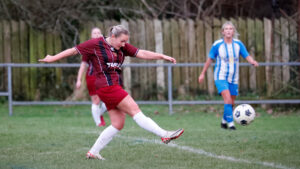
{"left": 76, "top": 80, "right": 81, "bottom": 89}
{"left": 251, "top": 60, "right": 259, "bottom": 67}
{"left": 162, "top": 55, "right": 176, "bottom": 64}
{"left": 198, "top": 74, "right": 205, "bottom": 84}
{"left": 39, "top": 55, "right": 54, "bottom": 63}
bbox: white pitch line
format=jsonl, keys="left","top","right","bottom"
{"left": 117, "top": 135, "right": 294, "bottom": 169}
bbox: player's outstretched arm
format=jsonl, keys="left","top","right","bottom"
{"left": 246, "top": 55, "right": 259, "bottom": 67}
{"left": 39, "top": 47, "right": 78, "bottom": 63}
{"left": 136, "top": 50, "right": 176, "bottom": 64}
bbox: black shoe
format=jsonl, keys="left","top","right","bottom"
{"left": 221, "top": 123, "right": 228, "bottom": 129}
{"left": 229, "top": 126, "right": 236, "bottom": 130}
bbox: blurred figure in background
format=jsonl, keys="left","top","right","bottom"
{"left": 76, "top": 27, "right": 106, "bottom": 127}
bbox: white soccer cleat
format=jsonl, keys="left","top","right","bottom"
{"left": 86, "top": 151, "right": 105, "bottom": 160}
{"left": 161, "top": 128, "right": 184, "bottom": 144}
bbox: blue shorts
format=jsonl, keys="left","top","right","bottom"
{"left": 215, "top": 80, "right": 238, "bottom": 96}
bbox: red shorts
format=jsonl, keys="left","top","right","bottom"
{"left": 86, "top": 75, "right": 97, "bottom": 96}
{"left": 96, "top": 85, "right": 128, "bottom": 111}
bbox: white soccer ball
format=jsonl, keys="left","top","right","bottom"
{"left": 233, "top": 104, "right": 255, "bottom": 126}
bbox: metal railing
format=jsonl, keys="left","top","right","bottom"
{"left": 1, "top": 62, "right": 300, "bottom": 115}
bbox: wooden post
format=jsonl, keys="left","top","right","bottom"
{"left": 264, "top": 18, "right": 273, "bottom": 97}
{"left": 195, "top": 19, "right": 207, "bottom": 91}
{"left": 238, "top": 18, "right": 249, "bottom": 91}
{"left": 255, "top": 18, "right": 265, "bottom": 94}
{"left": 289, "top": 17, "right": 298, "bottom": 89}
{"left": 29, "top": 27, "right": 37, "bottom": 100}
{"left": 128, "top": 20, "right": 139, "bottom": 99}
{"left": 154, "top": 19, "right": 165, "bottom": 100}
{"left": 145, "top": 19, "right": 156, "bottom": 98}
{"left": 298, "top": 0, "right": 300, "bottom": 87}
{"left": 0, "top": 21, "right": 3, "bottom": 61}
{"left": 54, "top": 31, "right": 62, "bottom": 88}
{"left": 213, "top": 18, "right": 221, "bottom": 41}
{"left": 79, "top": 23, "right": 89, "bottom": 43}
{"left": 3, "top": 20, "right": 11, "bottom": 94}
{"left": 273, "top": 19, "right": 282, "bottom": 91}
{"left": 11, "top": 21, "right": 21, "bottom": 98}
{"left": 187, "top": 19, "right": 197, "bottom": 92}
{"left": 3, "top": 20, "right": 11, "bottom": 63}
{"left": 170, "top": 19, "right": 180, "bottom": 95}
{"left": 280, "top": 17, "right": 290, "bottom": 90}
{"left": 179, "top": 19, "right": 189, "bottom": 94}
{"left": 0, "top": 21, "right": 3, "bottom": 90}
{"left": 247, "top": 18, "right": 257, "bottom": 91}
{"left": 95, "top": 21, "right": 105, "bottom": 36}
{"left": 20, "top": 21, "right": 30, "bottom": 99}
{"left": 162, "top": 19, "right": 172, "bottom": 95}
{"left": 137, "top": 19, "right": 146, "bottom": 99}
{"left": 204, "top": 17, "right": 214, "bottom": 96}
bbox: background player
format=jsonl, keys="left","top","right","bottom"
{"left": 198, "top": 21, "right": 258, "bottom": 130}
{"left": 76, "top": 27, "right": 106, "bottom": 127}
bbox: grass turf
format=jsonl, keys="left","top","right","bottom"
{"left": 0, "top": 104, "right": 299, "bottom": 169}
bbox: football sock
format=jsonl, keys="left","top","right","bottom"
{"left": 133, "top": 112, "right": 167, "bottom": 137}
{"left": 91, "top": 104, "right": 101, "bottom": 126}
{"left": 90, "top": 125, "right": 119, "bottom": 154}
{"left": 224, "top": 104, "right": 234, "bottom": 124}
{"left": 221, "top": 118, "right": 227, "bottom": 124}
{"left": 228, "top": 122, "right": 235, "bottom": 127}
{"left": 99, "top": 102, "right": 107, "bottom": 116}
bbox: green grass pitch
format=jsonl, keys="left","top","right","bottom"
{"left": 0, "top": 104, "right": 299, "bottom": 169}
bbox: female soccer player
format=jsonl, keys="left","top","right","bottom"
{"left": 198, "top": 21, "right": 258, "bottom": 130}
{"left": 76, "top": 27, "right": 106, "bottom": 127}
{"left": 39, "top": 25, "right": 184, "bottom": 160}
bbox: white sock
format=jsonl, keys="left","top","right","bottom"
{"left": 133, "top": 112, "right": 167, "bottom": 137}
{"left": 91, "top": 104, "right": 101, "bottom": 126}
{"left": 89, "top": 125, "right": 119, "bottom": 154}
{"left": 228, "top": 122, "right": 235, "bottom": 127}
{"left": 99, "top": 102, "right": 107, "bottom": 116}
{"left": 222, "top": 118, "right": 227, "bottom": 124}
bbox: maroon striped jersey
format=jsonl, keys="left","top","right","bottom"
{"left": 75, "top": 37, "right": 139, "bottom": 89}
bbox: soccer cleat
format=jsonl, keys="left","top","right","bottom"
{"left": 86, "top": 151, "right": 105, "bottom": 160}
{"left": 98, "top": 116, "right": 106, "bottom": 127}
{"left": 221, "top": 123, "right": 228, "bottom": 129}
{"left": 229, "top": 126, "right": 236, "bottom": 130}
{"left": 161, "top": 128, "right": 184, "bottom": 144}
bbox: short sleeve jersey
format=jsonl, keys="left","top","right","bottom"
{"left": 75, "top": 37, "right": 139, "bottom": 89}
{"left": 208, "top": 38, "right": 249, "bottom": 84}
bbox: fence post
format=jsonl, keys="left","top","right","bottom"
{"left": 8, "top": 65, "right": 13, "bottom": 116}
{"left": 168, "top": 65, "right": 173, "bottom": 115}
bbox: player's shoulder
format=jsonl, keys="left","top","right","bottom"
{"left": 233, "top": 38, "right": 245, "bottom": 45}
{"left": 212, "top": 39, "right": 224, "bottom": 47}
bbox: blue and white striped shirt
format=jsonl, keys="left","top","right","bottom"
{"left": 209, "top": 38, "right": 249, "bottom": 84}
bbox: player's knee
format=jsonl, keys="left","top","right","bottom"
{"left": 91, "top": 95, "right": 100, "bottom": 104}
{"left": 111, "top": 120, "right": 125, "bottom": 130}
{"left": 112, "top": 123, "right": 124, "bottom": 130}
{"left": 224, "top": 96, "right": 233, "bottom": 104}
